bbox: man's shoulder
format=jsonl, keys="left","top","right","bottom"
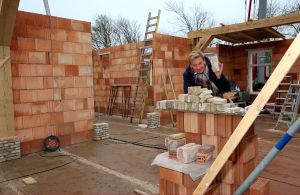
{"left": 183, "top": 65, "right": 191, "bottom": 76}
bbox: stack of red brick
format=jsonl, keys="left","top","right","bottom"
{"left": 10, "top": 11, "right": 94, "bottom": 154}
{"left": 93, "top": 33, "right": 192, "bottom": 124}
{"left": 159, "top": 111, "right": 260, "bottom": 195}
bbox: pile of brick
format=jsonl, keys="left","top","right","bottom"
{"left": 147, "top": 112, "right": 160, "bottom": 128}
{"left": 0, "top": 136, "right": 20, "bottom": 162}
{"left": 156, "top": 86, "right": 244, "bottom": 114}
{"left": 93, "top": 123, "right": 109, "bottom": 140}
{"left": 10, "top": 11, "right": 94, "bottom": 154}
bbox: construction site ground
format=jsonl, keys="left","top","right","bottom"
{"left": 0, "top": 114, "right": 300, "bottom": 194}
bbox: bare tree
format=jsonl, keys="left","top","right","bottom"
{"left": 92, "top": 14, "right": 142, "bottom": 49}
{"left": 253, "top": 0, "right": 300, "bottom": 37}
{"left": 114, "top": 17, "right": 141, "bottom": 45}
{"left": 92, "top": 14, "right": 114, "bottom": 49}
{"left": 164, "top": 0, "right": 215, "bottom": 35}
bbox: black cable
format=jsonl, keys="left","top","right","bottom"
{"left": 109, "top": 137, "right": 166, "bottom": 150}
{"left": 0, "top": 160, "right": 75, "bottom": 184}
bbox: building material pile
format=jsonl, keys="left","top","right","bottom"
{"left": 156, "top": 86, "right": 244, "bottom": 114}
{"left": 147, "top": 112, "right": 160, "bottom": 128}
{"left": 93, "top": 123, "right": 109, "bottom": 140}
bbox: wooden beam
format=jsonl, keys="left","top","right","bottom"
{"left": 0, "top": 0, "right": 19, "bottom": 46}
{"left": 194, "top": 35, "right": 214, "bottom": 51}
{"left": 263, "top": 27, "right": 285, "bottom": 39}
{"left": 0, "top": 0, "right": 3, "bottom": 14}
{"left": 238, "top": 32, "right": 259, "bottom": 41}
{"left": 0, "top": 55, "right": 10, "bottom": 68}
{"left": 188, "top": 11, "right": 300, "bottom": 39}
{"left": 215, "top": 35, "right": 239, "bottom": 43}
{"left": 193, "top": 36, "right": 300, "bottom": 195}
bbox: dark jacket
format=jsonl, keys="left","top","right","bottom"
{"left": 183, "top": 57, "right": 231, "bottom": 94}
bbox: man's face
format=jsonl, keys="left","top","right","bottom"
{"left": 190, "top": 57, "right": 205, "bottom": 74}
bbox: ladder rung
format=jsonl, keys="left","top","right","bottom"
{"left": 279, "top": 83, "right": 291, "bottom": 85}
{"left": 147, "top": 23, "right": 157, "bottom": 27}
{"left": 277, "top": 90, "right": 288, "bottom": 93}
{"left": 140, "top": 45, "right": 153, "bottom": 49}
{"left": 144, "top": 38, "right": 153, "bottom": 42}
{"left": 149, "top": 16, "right": 158, "bottom": 20}
{"left": 146, "top": 31, "right": 156, "bottom": 34}
{"left": 288, "top": 93, "right": 299, "bottom": 96}
{"left": 291, "top": 84, "right": 300, "bottom": 86}
{"left": 276, "top": 98, "right": 286, "bottom": 100}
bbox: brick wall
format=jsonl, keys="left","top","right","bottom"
{"left": 10, "top": 11, "right": 94, "bottom": 155}
{"left": 93, "top": 33, "right": 192, "bottom": 124}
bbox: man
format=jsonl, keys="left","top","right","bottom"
{"left": 183, "top": 50, "right": 231, "bottom": 96}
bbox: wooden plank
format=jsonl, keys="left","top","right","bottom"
{"left": 188, "top": 11, "right": 300, "bottom": 39}
{"left": 0, "top": 0, "right": 20, "bottom": 46}
{"left": 193, "top": 36, "right": 300, "bottom": 195}
{"left": 205, "top": 113, "right": 216, "bottom": 136}
{"left": 0, "top": 55, "right": 10, "bottom": 68}
{"left": 194, "top": 35, "right": 214, "bottom": 51}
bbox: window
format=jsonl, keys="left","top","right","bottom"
{"left": 247, "top": 49, "right": 272, "bottom": 94}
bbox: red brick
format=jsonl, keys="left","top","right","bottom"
{"left": 62, "top": 42, "right": 73, "bottom": 53}
{"left": 58, "top": 122, "right": 74, "bottom": 135}
{"left": 51, "top": 29, "right": 67, "bottom": 41}
{"left": 40, "top": 113, "right": 52, "bottom": 126}
{"left": 31, "top": 102, "right": 48, "bottom": 114}
{"left": 17, "top": 128, "right": 33, "bottom": 142}
{"left": 77, "top": 110, "right": 91, "bottom": 120}
{"left": 58, "top": 53, "right": 72, "bottom": 64}
{"left": 74, "top": 120, "right": 88, "bottom": 132}
{"left": 71, "top": 20, "right": 84, "bottom": 31}
{"left": 22, "top": 115, "right": 41, "bottom": 128}
{"left": 64, "top": 88, "right": 79, "bottom": 99}
{"left": 37, "top": 89, "right": 54, "bottom": 101}
{"left": 14, "top": 116, "right": 23, "bottom": 129}
{"left": 26, "top": 77, "right": 44, "bottom": 89}
{"left": 11, "top": 64, "right": 19, "bottom": 76}
{"left": 65, "top": 65, "right": 79, "bottom": 76}
{"left": 66, "top": 31, "right": 80, "bottom": 42}
{"left": 35, "top": 39, "right": 51, "bottom": 51}
{"left": 62, "top": 100, "right": 76, "bottom": 111}
{"left": 26, "top": 25, "right": 51, "bottom": 39}
{"left": 28, "top": 52, "right": 46, "bottom": 64}
{"left": 75, "top": 76, "right": 93, "bottom": 87}
{"left": 14, "top": 103, "right": 32, "bottom": 117}
{"left": 52, "top": 17, "right": 71, "bottom": 30}
{"left": 51, "top": 40, "right": 64, "bottom": 52}
{"left": 12, "top": 77, "right": 26, "bottom": 89}
{"left": 18, "top": 37, "right": 36, "bottom": 51}
{"left": 63, "top": 111, "right": 77, "bottom": 122}
{"left": 10, "top": 51, "right": 29, "bottom": 63}
{"left": 13, "top": 90, "right": 21, "bottom": 103}
{"left": 53, "top": 65, "right": 65, "bottom": 76}
{"left": 54, "top": 89, "right": 62, "bottom": 100}
{"left": 36, "top": 65, "right": 53, "bottom": 76}
{"left": 20, "top": 90, "right": 38, "bottom": 102}
{"left": 32, "top": 126, "right": 47, "bottom": 140}
{"left": 79, "top": 66, "right": 93, "bottom": 76}
{"left": 78, "top": 88, "right": 93, "bottom": 98}
{"left": 75, "top": 99, "right": 85, "bottom": 110}
{"left": 43, "top": 77, "right": 54, "bottom": 88}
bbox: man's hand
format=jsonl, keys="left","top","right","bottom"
{"left": 214, "top": 62, "right": 223, "bottom": 79}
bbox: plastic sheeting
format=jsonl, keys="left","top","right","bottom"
{"left": 151, "top": 152, "right": 212, "bottom": 181}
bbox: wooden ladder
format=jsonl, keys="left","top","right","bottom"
{"left": 275, "top": 81, "right": 300, "bottom": 129}
{"left": 129, "top": 10, "right": 161, "bottom": 123}
{"left": 273, "top": 75, "right": 293, "bottom": 115}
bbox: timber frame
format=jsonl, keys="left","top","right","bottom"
{"left": 188, "top": 11, "right": 300, "bottom": 50}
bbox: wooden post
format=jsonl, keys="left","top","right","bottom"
{"left": 193, "top": 36, "right": 300, "bottom": 195}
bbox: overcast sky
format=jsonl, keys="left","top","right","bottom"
{"left": 19, "top": 0, "right": 247, "bottom": 35}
